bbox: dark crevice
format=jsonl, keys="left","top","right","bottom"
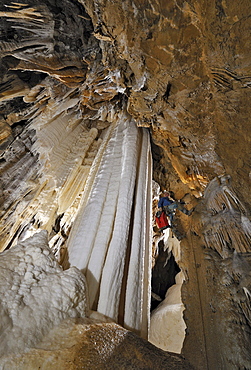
{"left": 151, "top": 239, "right": 180, "bottom": 311}
{"left": 14, "top": 70, "right": 47, "bottom": 87}
{"left": 13, "top": 44, "right": 46, "bottom": 53}
{"left": 162, "top": 82, "right": 172, "bottom": 102}
{"left": 52, "top": 213, "right": 64, "bottom": 233}
{"left": 4, "top": 223, "right": 25, "bottom": 250}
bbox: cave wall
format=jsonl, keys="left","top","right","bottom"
{"left": 0, "top": 0, "right": 251, "bottom": 369}
{"left": 82, "top": 0, "right": 251, "bottom": 204}
{"left": 81, "top": 1, "right": 251, "bottom": 368}
{"left": 0, "top": 0, "right": 124, "bottom": 253}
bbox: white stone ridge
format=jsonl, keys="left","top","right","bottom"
{"left": 123, "top": 128, "right": 152, "bottom": 338}
{"left": 0, "top": 231, "right": 88, "bottom": 357}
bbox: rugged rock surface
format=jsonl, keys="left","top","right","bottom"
{"left": 0, "top": 232, "right": 192, "bottom": 369}
{"left": 0, "top": 0, "right": 251, "bottom": 369}
{"left": 0, "top": 319, "right": 193, "bottom": 369}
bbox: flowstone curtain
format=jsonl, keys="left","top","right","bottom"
{"left": 66, "top": 113, "right": 152, "bottom": 338}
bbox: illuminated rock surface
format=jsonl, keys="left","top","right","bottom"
{"left": 0, "top": 0, "right": 251, "bottom": 369}
{"left": 149, "top": 232, "right": 186, "bottom": 353}
{"left": 149, "top": 271, "right": 186, "bottom": 354}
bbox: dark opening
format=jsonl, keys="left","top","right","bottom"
{"left": 151, "top": 239, "right": 180, "bottom": 311}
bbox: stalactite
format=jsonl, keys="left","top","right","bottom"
{"left": 202, "top": 176, "right": 251, "bottom": 258}
{"left": 0, "top": 0, "right": 250, "bottom": 367}
{"left": 0, "top": 79, "right": 104, "bottom": 251}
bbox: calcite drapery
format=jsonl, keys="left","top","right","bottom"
{"left": 202, "top": 175, "right": 251, "bottom": 257}
{"left": 66, "top": 114, "right": 152, "bottom": 338}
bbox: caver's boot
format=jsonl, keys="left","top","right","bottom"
{"left": 183, "top": 207, "right": 194, "bottom": 216}
{"left": 177, "top": 202, "right": 194, "bottom": 216}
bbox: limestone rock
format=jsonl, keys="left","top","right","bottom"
{"left": 0, "top": 319, "right": 194, "bottom": 370}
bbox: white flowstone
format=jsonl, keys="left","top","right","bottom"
{"left": 149, "top": 271, "right": 186, "bottom": 353}
{"left": 0, "top": 231, "right": 88, "bottom": 356}
{"left": 123, "top": 128, "right": 152, "bottom": 338}
{"left": 67, "top": 114, "right": 152, "bottom": 338}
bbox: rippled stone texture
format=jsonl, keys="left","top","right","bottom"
{"left": 0, "top": 231, "right": 88, "bottom": 357}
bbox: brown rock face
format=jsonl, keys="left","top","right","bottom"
{"left": 83, "top": 0, "right": 251, "bottom": 201}
{"left": 0, "top": 319, "right": 193, "bottom": 370}
{"left": 0, "top": 0, "right": 251, "bottom": 369}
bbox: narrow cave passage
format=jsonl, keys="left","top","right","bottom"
{"left": 151, "top": 239, "right": 180, "bottom": 312}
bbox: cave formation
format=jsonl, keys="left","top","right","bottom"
{"left": 0, "top": 0, "right": 251, "bottom": 369}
